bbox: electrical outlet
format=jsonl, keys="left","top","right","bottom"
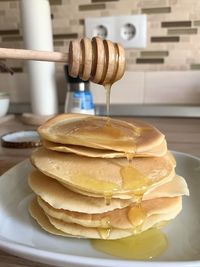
{"left": 85, "top": 15, "right": 147, "bottom": 48}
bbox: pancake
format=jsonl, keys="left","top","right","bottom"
{"left": 42, "top": 139, "right": 167, "bottom": 158}
{"left": 29, "top": 197, "right": 133, "bottom": 239}
{"left": 31, "top": 148, "right": 175, "bottom": 198}
{"left": 29, "top": 197, "right": 181, "bottom": 240}
{"left": 29, "top": 197, "right": 72, "bottom": 237}
{"left": 37, "top": 196, "right": 182, "bottom": 229}
{"left": 47, "top": 209, "right": 180, "bottom": 239}
{"left": 28, "top": 170, "right": 132, "bottom": 214}
{"left": 29, "top": 170, "right": 188, "bottom": 214}
{"left": 38, "top": 114, "right": 166, "bottom": 155}
{"left": 145, "top": 175, "right": 189, "bottom": 199}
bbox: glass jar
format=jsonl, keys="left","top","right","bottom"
{"left": 64, "top": 65, "right": 95, "bottom": 115}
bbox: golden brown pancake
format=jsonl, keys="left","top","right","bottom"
{"left": 29, "top": 197, "right": 71, "bottom": 237}
{"left": 31, "top": 148, "right": 175, "bottom": 198}
{"left": 29, "top": 170, "right": 188, "bottom": 214}
{"left": 38, "top": 114, "right": 166, "bottom": 154}
{"left": 37, "top": 196, "right": 182, "bottom": 229}
{"left": 29, "top": 197, "right": 182, "bottom": 240}
{"left": 28, "top": 170, "right": 133, "bottom": 214}
{"left": 145, "top": 175, "right": 189, "bottom": 199}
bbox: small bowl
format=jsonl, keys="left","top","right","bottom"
{"left": 0, "top": 92, "right": 10, "bottom": 117}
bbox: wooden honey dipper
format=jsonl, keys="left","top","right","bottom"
{"left": 0, "top": 37, "right": 125, "bottom": 85}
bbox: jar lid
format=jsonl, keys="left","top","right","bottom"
{"left": 1, "top": 130, "right": 41, "bottom": 148}
{"left": 64, "top": 65, "right": 89, "bottom": 84}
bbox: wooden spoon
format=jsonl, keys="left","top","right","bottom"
{"left": 0, "top": 37, "right": 125, "bottom": 85}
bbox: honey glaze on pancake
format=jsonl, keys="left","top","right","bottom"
{"left": 91, "top": 228, "right": 168, "bottom": 260}
{"left": 53, "top": 116, "right": 142, "bottom": 149}
{"left": 120, "top": 164, "right": 150, "bottom": 194}
{"left": 65, "top": 139, "right": 158, "bottom": 210}
{"left": 65, "top": 174, "right": 120, "bottom": 205}
{"left": 77, "top": 158, "right": 153, "bottom": 207}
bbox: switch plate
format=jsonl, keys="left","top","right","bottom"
{"left": 85, "top": 15, "right": 147, "bottom": 48}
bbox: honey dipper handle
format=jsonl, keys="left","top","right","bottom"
{"left": 0, "top": 47, "right": 69, "bottom": 63}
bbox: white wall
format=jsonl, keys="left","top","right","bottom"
{"left": 0, "top": 70, "right": 200, "bottom": 106}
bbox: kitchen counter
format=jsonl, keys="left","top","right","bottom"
{"left": 0, "top": 115, "right": 200, "bottom": 267}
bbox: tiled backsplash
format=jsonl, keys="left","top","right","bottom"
{"left": 1, "top": 0, "right": 200, "bottom": 71}
{"left": 0, "top": 0, "right": 200, "bottom": 108}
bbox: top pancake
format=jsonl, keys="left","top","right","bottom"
{"left": 38, "top": 114, "right": 166, "bottom": 156}
{"left": 37, "top": 195, "right": 182, "bottom": 230}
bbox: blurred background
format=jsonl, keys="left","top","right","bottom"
{"left": 0, "top": 0, "right": 200, "bottom": 116}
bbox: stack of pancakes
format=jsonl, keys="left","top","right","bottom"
{"left": 28, "top": 114, "right": 189, "bottom": 240}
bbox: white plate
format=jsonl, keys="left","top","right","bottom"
{"left": 0, "top": 151, "right": 200, "bottom": 267}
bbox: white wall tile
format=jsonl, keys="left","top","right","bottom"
{"left": 144, "top": 71, "right": 200, "bottom": 104}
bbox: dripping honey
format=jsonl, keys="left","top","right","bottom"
{"left": 128, "top": 205, "right": 146, "bottom": 228}
{"left": 98, "top": 228, "right": 111, "bottom": 240}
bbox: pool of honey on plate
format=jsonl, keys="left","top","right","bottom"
{"left": 91, "top": 228, "right": 168, "bottom": 260}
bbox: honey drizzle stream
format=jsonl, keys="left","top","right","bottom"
{"left": 104, "top": 83, "right": 112, "bottom": 117}
{"left": 102, "top": 41, "right": 120, "bottom": 117}
{"left": 87, "top": 42, "right": 168, "bottom": 256}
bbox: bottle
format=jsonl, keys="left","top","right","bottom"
{"left": 64, "top": 65, "right": 95, "bottom": 115}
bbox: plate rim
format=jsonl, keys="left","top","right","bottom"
{"left": 0, "top": 151, "right": 200, "bottom": 267}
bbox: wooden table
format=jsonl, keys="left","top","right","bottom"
{"left": 0, "top": 115, "right": 200, "bottom": 267}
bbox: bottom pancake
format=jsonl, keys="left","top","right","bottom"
{"left": 37, "top": 195, "right": 182, "bottom": 229}
{"left": 29, "top": 197, "right": 70, "bottom": 237}
{"left": 29, "top": 197, "right": 182, "bottom": 240}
